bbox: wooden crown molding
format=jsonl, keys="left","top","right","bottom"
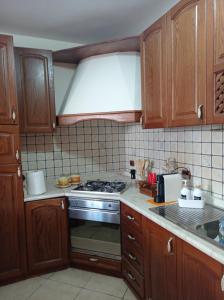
{"left": 53, "top": 36, "right": 140, "bottom": 64}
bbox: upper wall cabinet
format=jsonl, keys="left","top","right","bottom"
{"left": 15, "top": 48, "right": 56, "bottom": 133}
{"left": 0, "top": 35, "right": 18, "bottom": 125}
{"left": 141, "top": 16, "right": 167, "bottom": 129}
{"left": 207, "top": 0, "right": 224, "bottom": 124}
{"left": 167, "top": 0, "right": 207, "bottom": 127}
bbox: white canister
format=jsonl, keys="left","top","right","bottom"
{"left": 26, "top": 170, "right": 46, "bottom": 195}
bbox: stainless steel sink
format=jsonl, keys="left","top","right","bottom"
{"left": 149, "top": 204, "right": 224, "bottom": 249}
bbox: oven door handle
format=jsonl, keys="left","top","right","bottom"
{"left": 68, "top": 207, "right": 120, "bottom": 215}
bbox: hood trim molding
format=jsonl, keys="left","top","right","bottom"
{"left": 57, "top": 110, "right": 142, "bottom": 126}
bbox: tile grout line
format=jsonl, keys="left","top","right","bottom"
{"left": 25, "top": 277, "right": 47, "bottom": 300}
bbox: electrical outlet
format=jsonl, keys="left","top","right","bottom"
{"left": 130, "top": 160, "right": 134, "bottom": 166}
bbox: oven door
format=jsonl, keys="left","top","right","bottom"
{"left": 69, "top": 207, "right": 121, "bottom": 260}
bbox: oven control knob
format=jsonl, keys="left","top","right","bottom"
{"left": 108, "top": 204, "right": 112, "bottom": 208}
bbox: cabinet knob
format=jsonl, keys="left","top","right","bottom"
{"left": 17, "top": 167, "right": 21, "bottom": 177}
{"left": 127, "top": 234, "right": 136, "bottom": 241}
{"left": 197, "top": 104, "right": 203, "bottom": 119}
{"left": 127, "top": 215, "right": 135, "bottom": 221}
{"left": 221, "top": 274, "right": 224, "bottom": 292}
{"left": 128, "top": 253, "right": 137, "bottom": 261}
{"left": 12, "top": 110, "right": 16, "bottom": 122}
{"left": 127, "top": 272, "right": 136, "bottom": 281}
{"left": 15, "top": 150, "right": 20, "bottom": 161}
{"left": 89, "top": 257, "right": 99, "bottom": 262}
{"left": 61, "top": 200, "right": 64, "bottom": 210}
{"left": 167, "top": 237, "right": 174, "bottom": 254}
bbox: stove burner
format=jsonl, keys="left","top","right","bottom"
{"left": 73, "top": 180, "right": 126, "bottom": 193}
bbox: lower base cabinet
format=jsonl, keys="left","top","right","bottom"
{"left": 178, "top": 242, "right": 224, "bottom": 300}
{"left": 143, "top": 217, "right": 224, "bottom": 300}
{"left": 25, "top": 198, "right": 69, "bottom": 275}
{"left": 144, "top": 219, "right": 178, "bottom": 300}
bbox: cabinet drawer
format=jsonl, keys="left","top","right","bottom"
{"left": 122, "top": 257, "right": 144, "bottom": 299}
{"left": 122, "top": 224, "right": 143, "bottom": 250}
{"left": 122, "top": 239, "right": 144, "bottom": 275}
{"left": 121, "top": 204, "right": 142, "bottom": 232}
{"left": 0, "top": 125, "right": 20, "bottom": 164}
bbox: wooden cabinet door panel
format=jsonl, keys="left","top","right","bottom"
{"left": 0, "top": 164, "right": 26, "bottom": 282}
{"left": 141, "top": 16, "right": 167, "bottom": 128}
{"left": 0, "top": 35, "right": 18, "bottom": 125}
{"left": 207, "top": 0, "right": 224, "bottom": 124}
{"left": 148, "top": 222, "right": 178, "bottom": 300}
{"left": 0, "top": 125, "right": 20, "bottom": 164}
{"left": 179, "top": 242, "right": 224, "bottom": 300}
{"left": 25, "top": 198, "right": 68, "bottom": 274}
{"left": 167, "top": 0, "right": 206, "bottom": 126}
{"left": 15, "top": 48, "right": 55, "bottom": 133}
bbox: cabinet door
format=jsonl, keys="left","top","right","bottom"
{"left": 0, "top": 125, "right": 20, "bottom": 164}
{"left": 146, "top": 221, "right": 178, "bottom": 300}
{"left": 141, "top": 16, "right": 167, "bottom": 128}
{"left": 0, "top": 35, "right": 18, "bottom": 125}
{"left": 179, "top": 241, "right": 224, "bottom": 300}
{"left": 167, "top": 0, "right": 206, "bottom": 127}
{"left": 15, "top": 48, "right": 56, "bottom": 133}
{"left": 207, "top": 0, "right": 224, "bottom": 123}
{"left": 25, "top": 198, "right": 68, "bottom": 274}
{"left": 0, "top": 164, "right": 26, "bottom": 283}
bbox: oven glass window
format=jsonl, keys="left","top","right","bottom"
{"left": 70, "top": 219, "right": 121, "bottom": 259}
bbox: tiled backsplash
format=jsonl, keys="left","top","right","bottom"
{"left": 21, "top": 120, "right": 126, "bottom": 177}
{"left": 21, "top": 120, "right": 224, "bottom": 200}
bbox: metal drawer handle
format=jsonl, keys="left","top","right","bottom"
{"left": 15, "top": 150, "right": 20, "bottom": 161}
{"left": 167, "top": 237, "right": 174, "bottom": 254}
{"left": 197, "top": 104, "right": 203, "bottom": 119}
{"left": 128, "top": 234, "right": 136, "bottom": 241}
{"left": 127, "top": 215, "right": 135, "bottom": 221}
{"left": 52, "top": 122, "right": 56, "bottom": 129}
{"left": 221, "top": 274, "right": 224, "bottom": 292}
{"left": 128, "top": 253, "right": 137, "bottom": 261}
{"left": 128, "top": 272, "right": 136, "bottom": 281}
{"left": 61, "top": 200, "right": 64, "bottom": 210}
{"left": 89, "top": 258, "right": 99, "bottom": 262}
{"left": 12, "top": 110, "right": 16, "bottom": 121}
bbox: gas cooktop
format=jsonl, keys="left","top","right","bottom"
{"left": 71, "top": 180, "right": 127, "bottom": 194}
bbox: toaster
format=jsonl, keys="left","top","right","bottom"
{"left": 155, "top": 173, "right": 182, "bottom": 203}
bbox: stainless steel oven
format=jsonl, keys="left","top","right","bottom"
{"left": 68, "top": 196, "right": 121, "bottom": 260}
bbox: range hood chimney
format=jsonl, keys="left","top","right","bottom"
{"left": 54, "top": 37, "right": 142, "bottom": 125}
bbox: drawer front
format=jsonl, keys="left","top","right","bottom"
{"left": 122, "top": 257, "right": 144, "bottom": 299}
{"left": 122, "top": 239, "right": 144, "bottom": 275}
{"left": 122, "top": 224, "right": 143, "bottom": 250}
{"left": 0, "top": 125, "right": 20, "bottom": 164}
{"left": 121, "top": 204, "right": 142, "bottom": 232}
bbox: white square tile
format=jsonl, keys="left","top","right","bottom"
{"left": 76, "top": 289, "right": 120, "bottom": 300}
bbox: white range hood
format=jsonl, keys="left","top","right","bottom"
{"left": 58, "top": 52, "right": 141, "bottom": 117}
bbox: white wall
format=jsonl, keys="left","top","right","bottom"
{"left": 0, "top": 31, "right": 80, "bottom": 50}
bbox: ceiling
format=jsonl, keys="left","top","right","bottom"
{"left": 0, "top": 0, "right": 179, "bottom": 44}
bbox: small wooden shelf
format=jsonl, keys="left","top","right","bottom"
{"left": 53, "top": 36, "right": 140, "bottom": 64}
{"left": 57, "top": 110, "right": 142, "bottom": 125}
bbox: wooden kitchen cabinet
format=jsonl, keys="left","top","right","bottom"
{"left": 0, "top": 35, "right": 18, "bottom": 125}
{"left": 0, "top": 164, "right": 27, "bottom": 283}
{"left": 178, "top": 241, "right": 224, "bottom": 300}
{"left": 207, "top": 0, "right": 224, "bottom": 124}
{"left": 167, "top": 0, "right": 206, "bottom": 127}
{"left": 25, "top": 198, "right": 69, "bottom": 274}
{"left": 144, "top": 219, "right": 178, "bottom": 300}
{"left": 0, "top": 125, "right": 20, "bottom": 164}
{"left": 15, "top": 47, "right": 56, "bottom": 133}
{"left": 141, "top": 15, "right": 167, "bottom": 128}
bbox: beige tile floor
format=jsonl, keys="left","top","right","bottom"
{"left": 0, "top": 268, "right": 138, "bottom": 300}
